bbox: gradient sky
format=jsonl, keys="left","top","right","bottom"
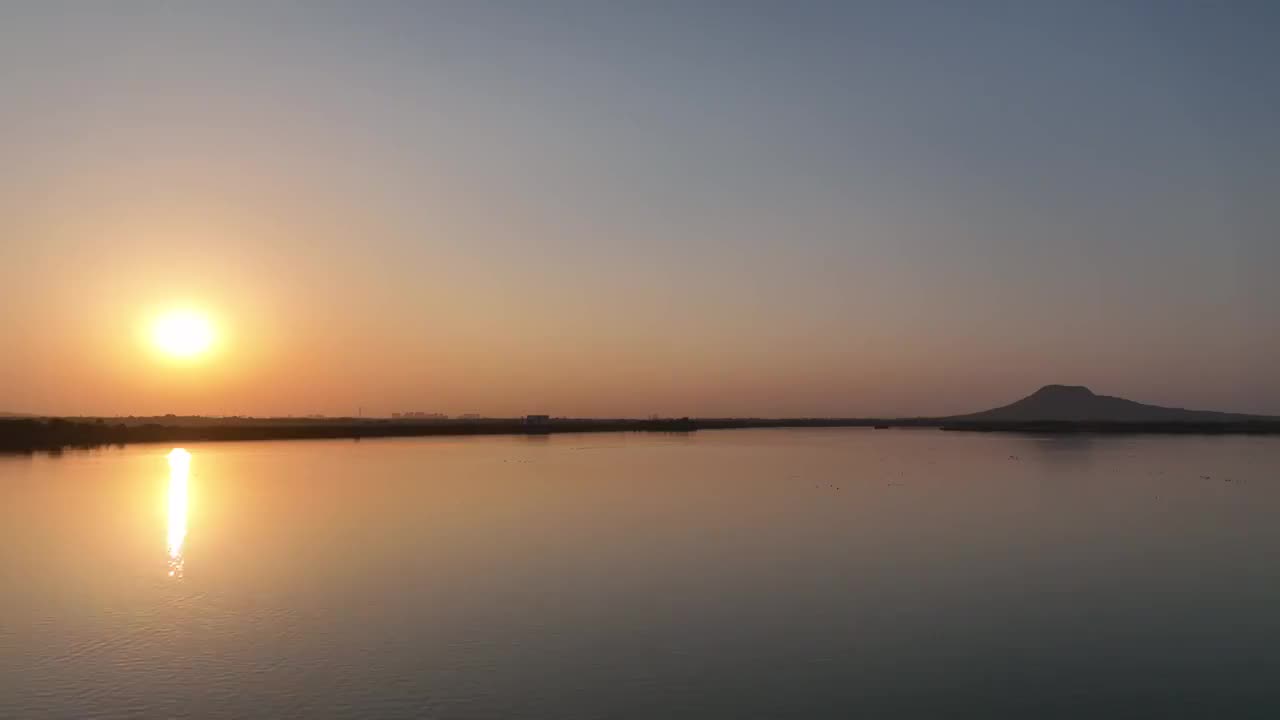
{"left": 2, "top": 1, "right": 1278, "bottom": 417}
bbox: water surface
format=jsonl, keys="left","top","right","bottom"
{"left": 2, "top": 429, "right": 1278, "bottom": 718}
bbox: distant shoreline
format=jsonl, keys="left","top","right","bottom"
{"left": 939, "top": 420, "right": 1280, "bottom": 435}
{"left": 4, "top": 416, "right": 1280, "bottom": 452}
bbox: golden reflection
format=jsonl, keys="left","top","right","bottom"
{"left": 167, "top": 448, "right": 191, "bottom": 578}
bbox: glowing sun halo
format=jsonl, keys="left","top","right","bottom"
{"left": 153, "top": 310, "right": 215, "bottom": 358}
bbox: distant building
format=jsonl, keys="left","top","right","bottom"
{"left": 391, "top": 413, "right": 402, "bottom": 419}
{"left": 524, "top": 414, "right": 550, "bottom": 426}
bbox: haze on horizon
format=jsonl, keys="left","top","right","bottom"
{"left": 2, "top": 1, "right": 1277, "bottom": 419}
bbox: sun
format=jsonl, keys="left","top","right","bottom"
{"left": 153, "top": 309, "right": 215, "bottom": 358}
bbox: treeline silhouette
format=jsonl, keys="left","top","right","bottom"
{"left": 4, "top": 415, "right": 1279, "bottom": 453}
{"left": 0, "top": 416, "right": 918, "bottom": 451}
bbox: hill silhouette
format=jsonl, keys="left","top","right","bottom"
{"left": 950, "top": 385, "right": 1269, "bottom": 423}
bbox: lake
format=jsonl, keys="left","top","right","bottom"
{"left": 2, "top": 429, "right": 1278, "bottom": 718}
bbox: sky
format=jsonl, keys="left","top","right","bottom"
{"left": 2, "top": 1, "right": 1278, "bottom": 418}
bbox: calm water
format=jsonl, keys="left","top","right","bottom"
{"left": 2, "top": 429, "right": 1278, "bottom": 718}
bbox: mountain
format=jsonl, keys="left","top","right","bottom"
{"left": 951, "top": 385, "right": 1269, "bottom": 423}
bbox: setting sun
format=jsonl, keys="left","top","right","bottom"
{"left": 153, "top": 310, "right": 215, "bottom": 358}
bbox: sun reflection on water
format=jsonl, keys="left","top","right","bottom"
{"left": 167, "top": 448, "right": 190, "bottom": 578}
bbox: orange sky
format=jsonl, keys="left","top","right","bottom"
{"left": 2, "top": 4, "right": 1277, "bottom": 418}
